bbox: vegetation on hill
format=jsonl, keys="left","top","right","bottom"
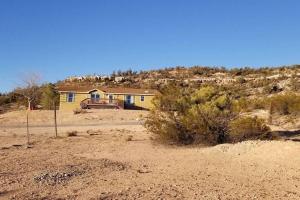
{"left": 60, "top": 65, "right": 300, "bottom": 94}
{"left": 1, "top": 65, "right": 299, "bottom": 114}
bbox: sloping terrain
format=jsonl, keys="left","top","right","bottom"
{"left": 0, "top": 129, "right": 300, "bottom": 199}
{"left": 0, "top": 110, "right": 300, "bottom": 199}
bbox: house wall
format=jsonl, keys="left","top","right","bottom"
{"left": 133, "top": 95, "right": 154, "bottom": 110}
{"left": 59, "top": 92, "right": 89, "bottom": 111}
{"left": 59, "top": 91, "right": 155, "bottom": 110}
{"left": 112, "top": 94, "right": 125, "bottom": 109}
{"left": 106, "top": 94, "right": 154, "bottom": 110}
{"left": 94, "top": 90, "right": 106, "bottom": 98}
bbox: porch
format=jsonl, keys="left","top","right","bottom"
{"left": 80, "top": 98, "right": 124, "bottom": 109}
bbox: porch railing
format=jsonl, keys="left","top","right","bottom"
{"left": 80, "top": 98, "right": 123, "bottom": 109}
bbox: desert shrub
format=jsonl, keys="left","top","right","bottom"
{"left": 73, "top": 108, "right": 87, "bottom": 114}
{"left": 145, "top": 84, "right": 275, "bottom": 145}
{"left": 233, "top": 97, "right": 268, "bottom": 113}
{"left": 219, "top": 84, "right": 249, "bottom": 99}
{"left": 263, "top": 83, "right": 282, "bottom": 94}
{"left": 289, "top": 75, "right": 300, "bottom": 92}
{"left": 236, "top": 76, "right": 246, "bottom": 84}
{"left": 145, "top": 85, "right": 236, "bottom": 145}
{"left": 66, "top": 131, "right": 78, "bottom": 137}
{"left": 250, "top": 98, "right": 268, "bottom": 110}
{"left": 229, "top": 117, "right": 270, "bottom": 142}
{"left": 234, "top": 93, "right": 300, "bottom": 117}
{"left": 126, "top": 135, "right": 133, "bottom": 141}
{"left": 182, "top": 100, "right": 234, "bottom": 144}
{"left": 232, "top": 98, "right": 250, "bottom": 112}
{"left": 269, "top": 93, "right": 300, "bottom": 115}
{"left": 0, "top": 95, "right": 10, "bottom": 106}
{"left": 249, "top": 79, "right": 270, "bottom": 88}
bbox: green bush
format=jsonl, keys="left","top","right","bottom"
{"left": 182, "top": 101, "right": 234, "bottom": 144}
{"left": 229, "top": 117, "right": 270, "bottom": 142}
{"left": 145, "top": 84, "right": 274, "bottom": 145}
{"left": 145, "top": 85, "right": 235, "bottom": 145}
{"left": 145, "top": 85, "right": 192, "bottom": 144}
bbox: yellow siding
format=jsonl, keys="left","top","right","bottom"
{"left": 59, "top": 90, "right": 155, "bottom": 110}
{"left": 109, "top": 94, "right": 154, "bottom": 110}
{"left": 59, "top": 92, "right": 89, "bottom": 111}
{"left": 134, "top": 95, "right": 154, "bottom": 110}
{"left": 93, "top": 90, "right": 106, "bottom": 98}
{"left": 113, "top": 94, "right": 125, "bottom": 109}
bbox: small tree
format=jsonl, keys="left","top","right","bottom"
{"left": 14, "top": 73, "right": 41, "bottom": 110}
{"left": 14, "top": 73, "right": 41, "bottom": 146}
{"left": 41, "top": 83, "right": 59, "bottom": 110}
{"left": 40, "top": 83, "right": 59, "bottom": 137}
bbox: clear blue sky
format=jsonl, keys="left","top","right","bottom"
{"left": 0, "top": 0, "right": 299, "bottom": 92}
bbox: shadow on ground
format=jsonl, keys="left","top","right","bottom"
{"left": 271, "top": 130, "right": 300, "bottom": 142}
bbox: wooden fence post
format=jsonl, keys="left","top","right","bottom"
{"left": 54, "top": 101, "right": 58, "bottom": 138}
{"left": 26, "top": 110, "right": 30, "bottom": 145}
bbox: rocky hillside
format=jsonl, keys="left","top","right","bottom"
{"left": 58, "top": 65, "right": 300, "bottom": 95}
{"left": 1, "top": 65, "right": 299, "bottom": 113}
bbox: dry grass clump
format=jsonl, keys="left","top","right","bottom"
{"left": 269, "top": 93, "right": 300, "bottom": 116}
{"left": 114, "top": 128, "right": 127, "bottom": 133}
{"left": 66, "top": 131, "right": 78, "bottom": 137}
{"left": 233, "top": 92, "right": 300, "bottom": 116}
{"left": 126, "top": 135, "right": 133, "bottom": 141}
{"left": 86, "top": 129, "right": 102, "bottom": 136}
{"left": 73, "top": 108, "right": 87, "bottom": 115}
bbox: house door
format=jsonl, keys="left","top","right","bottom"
{"left": 125, "top": 95, "right": 134, "bottom": 108}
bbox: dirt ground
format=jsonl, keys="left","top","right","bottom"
{"left": 1, "top": 110, "right": 300, "bottom": 200}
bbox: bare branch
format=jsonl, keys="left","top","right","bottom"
{"left": 13, "top": 72, "right": 42, "bottom": 110}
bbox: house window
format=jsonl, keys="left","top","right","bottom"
{"left": 67, "top": 93, "right": 75, "bottom": 102}
{"left": 141, "top": 95, "right": 144, "bottom": 102}
{"left": 91, "top": 93, "right": 100, "bottom": 102}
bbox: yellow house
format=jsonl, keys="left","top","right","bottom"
{"left": 58, "top": 86, "right": 159, "bottom": 111}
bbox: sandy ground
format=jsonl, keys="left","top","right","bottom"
{"left": 0, "top": 110, "right": 148, "bottom": 126}
{"left": 1, "top": 110, "right": 300, "bottom": 199}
